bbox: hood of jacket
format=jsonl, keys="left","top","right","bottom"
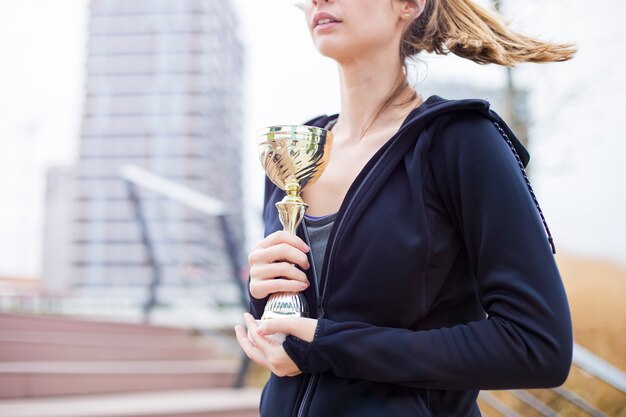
{"left": 302, "top": 94, "right": 530, "bottom": 167}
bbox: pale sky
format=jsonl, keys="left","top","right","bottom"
{"left": 0, "top": 0, "right": 624, "bottom": 277}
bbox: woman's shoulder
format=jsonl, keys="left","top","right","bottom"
{"left": 423, "top": 98, "right": 530, "bottom": 168}
{"left": 302, "top": 114, "right": 327, "bottom": 126}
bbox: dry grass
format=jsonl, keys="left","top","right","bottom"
{"left": 556, "top": 251, "right": 626, "bottom": 372}
{"left": 554, "top": 251, "right": 626, "bottom": 416}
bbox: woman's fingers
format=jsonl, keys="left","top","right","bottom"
{"left": 243, "top": 313, "right": 277, "bottom": 352}
{"left": 250, "top": 260, "right": 309, "bottom": 283}
{"left": 237, "top": 313, "right": 304, "bottom": 378}
{"left": 249, "top": 242, "right": 310, "bottom": 271}
{"left": 234, "top": 324, "right": 269, "bottom": 368}
{"left": 258, "top": 317, "right": 318, "bottom": 343}
{"left": 253, "top": 230, "right": 310, "bottom": 254}
{"left": 247, "top": 231, "right": 312, "bottom": 299}
{"left": 250, "top": 278, "right": 309, "bottom": 300}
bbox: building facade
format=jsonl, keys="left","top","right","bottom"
{"left": 63, "top": 0, "right": 245, "bottom": 306}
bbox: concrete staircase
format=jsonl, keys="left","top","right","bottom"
{"left": 0, "top": 312, "right": 260, "bottom": 417}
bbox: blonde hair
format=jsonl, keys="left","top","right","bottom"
{"left": 402, "top": 0, "right": 577, "bottom": 65}
{"left": 360, "top": 0, "right": 577, "bottom": 137}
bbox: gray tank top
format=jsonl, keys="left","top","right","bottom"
{"left": 303, "top": 117, "right": 338, "bottom": 285}
{"left": 304, "top": 211, "right": 337, "bottom": 286}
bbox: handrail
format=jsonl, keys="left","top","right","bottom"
{"left": 119, "top": 165, "right": 249, "bottom": 388}
{"left": 510, "top": 390, "right": 562, "bottom": 417}
{"left": 551, "top": 386, "right": 609, "bottom": 417}
{"left": 573, "top": 343, "right": 626, "bottom": 394}
{"left": 478, "top": 391, "right": 524, "bottom": 417}
{"left": 120, "top": 165, "right": 228, "bottom": 216}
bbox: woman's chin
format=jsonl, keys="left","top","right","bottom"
{"left": 314, "top": 43, "right": 350, "bottom": 61}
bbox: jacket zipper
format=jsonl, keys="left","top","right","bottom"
{"left": 295, "top": 221, "right": 321, "bottom": 417}
{"left": 296, "top": 373, "right": 318, "bottom": 417}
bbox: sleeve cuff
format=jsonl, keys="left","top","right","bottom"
{"left": 247, "top": 274, "right": 268, "bottom": 319}
{"left": 249, "top": 296, "right": 268, "bottom": 319}
{"left": 282, "top": 317, "right": 328, "bottom": 374}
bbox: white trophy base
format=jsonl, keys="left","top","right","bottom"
{"left": 247, "top": 319, "right": 287, "bottom": 345}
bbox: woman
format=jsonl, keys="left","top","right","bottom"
{"left": 235, "top": 0, "right": 576, "bottom": 416}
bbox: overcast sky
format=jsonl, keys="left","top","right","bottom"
{"left": 0, "top": 0, "right": 624, "bottom": 277}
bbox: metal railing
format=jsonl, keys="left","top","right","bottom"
{"left": 573, "top": 343, "right": 626, "bottom": 394}
{"left": 120, "top": 165, "right": 247, "bottom": 323}
{"left": 120, "top": 165, "right": 250, "bottom": 387}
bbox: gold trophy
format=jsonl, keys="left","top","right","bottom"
{"left": 255, "top": 125, "right": 333, "bottom": 343}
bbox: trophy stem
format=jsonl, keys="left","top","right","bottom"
{"left": 276, "top": 202, "right": 306, "bottom": 234}
{"left": 260, "top": 183, "right": 310, "bottom": 320}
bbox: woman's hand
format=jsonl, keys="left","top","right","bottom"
{"left": 248, "top": 230, "right": 311, "bottom": 300}
{"left": 234, "top": 313, "right": 318, "bottom": 377}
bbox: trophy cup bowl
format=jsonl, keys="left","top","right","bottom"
{"left": 253, "top": 125, "right": 333, "bottom": 344}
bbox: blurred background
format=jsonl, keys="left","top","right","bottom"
{"left": 0, "top": 0, "right": 624, "bottom": 416}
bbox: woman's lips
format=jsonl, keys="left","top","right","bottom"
{"left": 315, "top": 21, "right": 341, "bottom": 31}
{"left": 312, "top": 12, "right": 342, "bottom": 31}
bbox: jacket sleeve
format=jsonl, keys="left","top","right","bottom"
{"left": 249, "top": 274, "right": 268, "bottom": 319}
{"left": 281, "top": 113, "right": 573, "bottom": 390}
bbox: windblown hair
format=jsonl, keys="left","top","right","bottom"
{"left": 401, "top": 0, "right": 576, "bottom": 65}
{"left": 362, "top": 0, "right": 577, "bottom": 138}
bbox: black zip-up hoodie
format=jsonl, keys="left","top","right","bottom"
{"left": 249, "top": 95, "right": 573, "bottom": 417}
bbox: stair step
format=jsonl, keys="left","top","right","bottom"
{"left": 0, "top": 330, "right": 204, "bottom": 348}
{"left": 0, "top": 313, "right": 189, "bottom": 336}
{"left": 0, "top": 340, "right": 217, "bottom": 361}
{"left": 0, "top": 388, "right": 261, "bottom": 417}
{"left": 0, "top": 360, "right": 239, "bottom": 373}
{"left": 0, "top": 360, "right": 240, "bottom": 398}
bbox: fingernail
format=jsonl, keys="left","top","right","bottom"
{"left": 303, "top": 244, "right": 310, "bottom": 252}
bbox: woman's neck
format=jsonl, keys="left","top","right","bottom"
{"left": 334, "top": 48, "right": 419, "bottom": 142}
